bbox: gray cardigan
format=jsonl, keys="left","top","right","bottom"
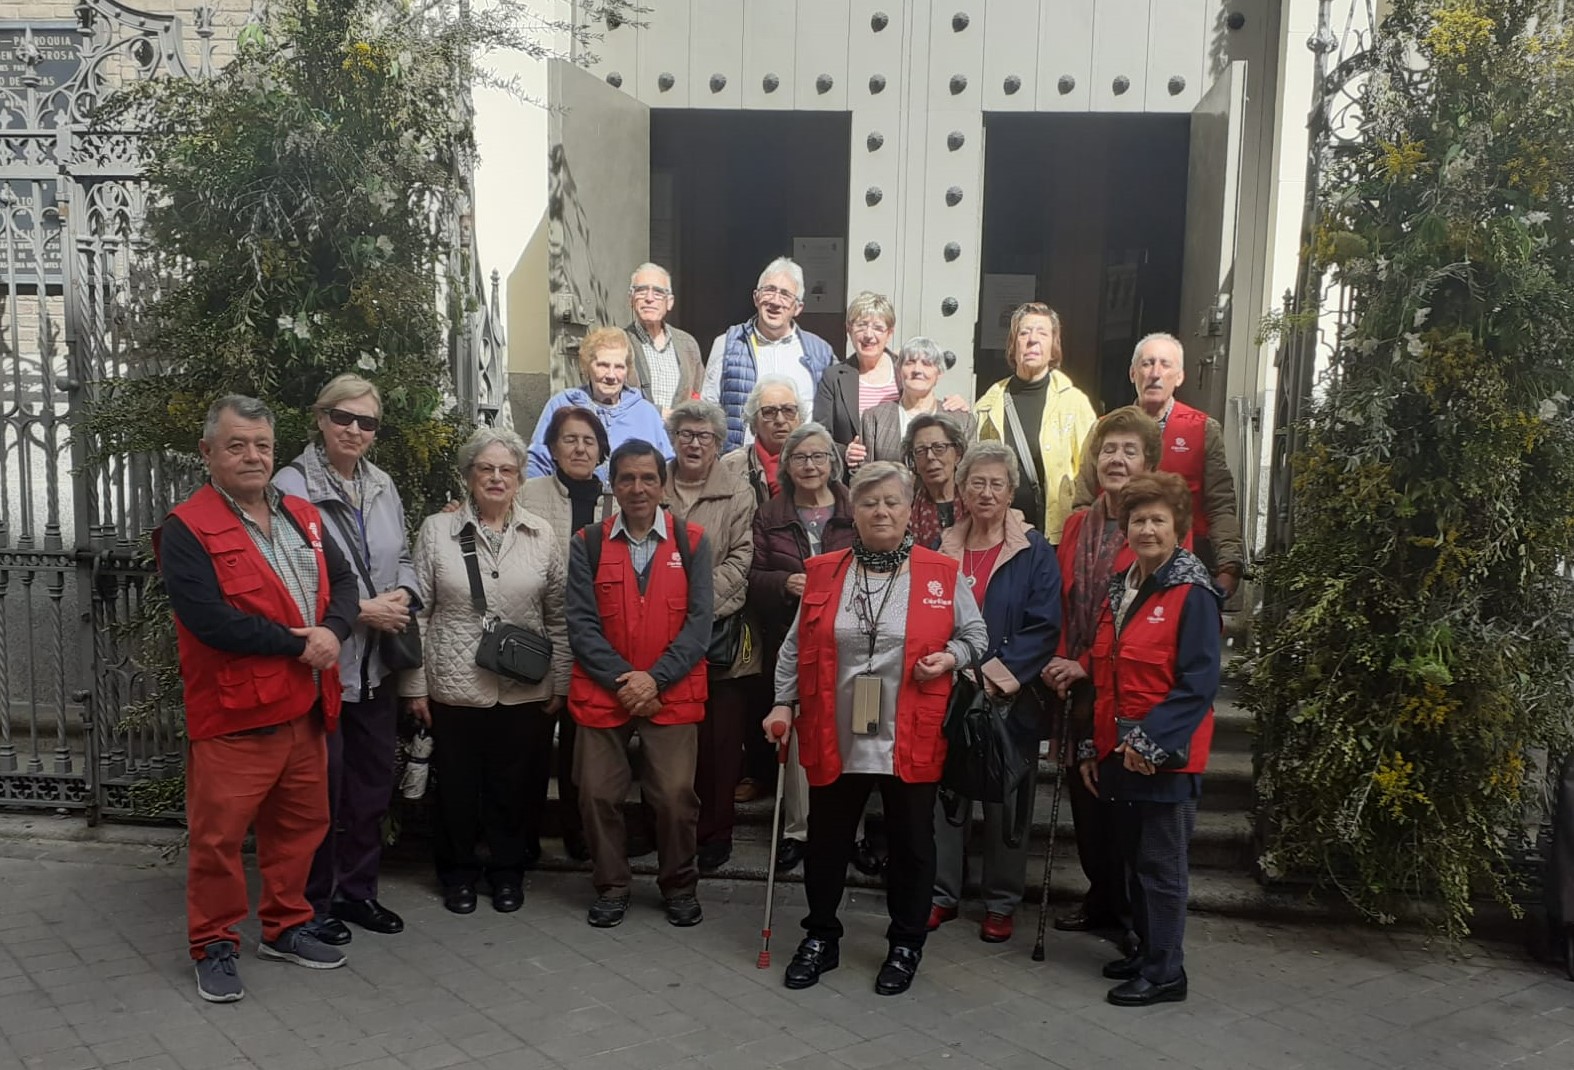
{"left": 273, "top": 447, "right": 419, "bottom": 702}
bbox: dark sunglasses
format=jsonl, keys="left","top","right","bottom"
{"left": 326, "top": 408, "right": 380, "bottom": 433}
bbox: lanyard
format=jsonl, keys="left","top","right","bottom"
{"left": 855, "top": 564, "right": 900, "bottom": 667}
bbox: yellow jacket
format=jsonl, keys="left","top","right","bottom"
{"left": 974, "top": 370, "right": 1098, "bottom": 543}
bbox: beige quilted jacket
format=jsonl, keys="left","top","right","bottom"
{"left": 398, "top": 501, "right": 570, "bottom": 707}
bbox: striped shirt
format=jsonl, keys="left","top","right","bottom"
{"left": 857, "top": 378, "right": 899, "bottom": 416}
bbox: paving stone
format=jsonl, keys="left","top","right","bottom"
{"left": 1, "top": 846, "right": 1572, "bottom": 1070}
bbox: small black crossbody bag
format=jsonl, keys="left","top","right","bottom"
{"left": 460, "top": 526, "right": 553, "bottom": 684}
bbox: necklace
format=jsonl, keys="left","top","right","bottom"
{"left": 962, "top": 538, "right": 1003, "bottom": 590}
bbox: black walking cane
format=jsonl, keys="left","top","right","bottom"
{"left": 756, "top": 718, "right": 791, "bottom": 969}
{"left": 1031, "top": 698, "right": 1074, "bottom": 962}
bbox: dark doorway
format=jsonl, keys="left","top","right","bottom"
{"left": 651, "top": 110, "right": 852, "bottom": 355}
{"left": 976, "top": 113, "right": 1190, "bottom": 412}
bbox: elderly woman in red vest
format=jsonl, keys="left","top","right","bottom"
{"left": 1080, "top": 470, "right": 1221, "bottom": 1008}
{"left": 763, "top": 461, "right": 987, "bottom": 997}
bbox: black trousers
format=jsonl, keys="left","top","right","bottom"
{"left": 521, "top": 709, "right": 582, "bottom": 849}
{"left": 696, "top": 677, "right": 748, "bottom": 847}
{"left": 429, "top": 700, "right": 554, "bottom": 888}
{"left": 1068, "top": 768, "right": 1133, "bottom": 926}
{"left": 804, "top": 774, "right": 937, "bottom": 949}
{"left": 1114, "top": 797, "right": 1197, "bottom": 984}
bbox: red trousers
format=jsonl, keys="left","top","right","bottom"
{"left": 186, "top": 714, "right": 328, "bottom": 959}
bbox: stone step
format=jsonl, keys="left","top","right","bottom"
{"left": 513, "top": 826, "right": 1308, "bottom": 925}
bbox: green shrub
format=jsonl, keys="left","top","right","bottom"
{"left": 1251, "top": 0, "right": 1574, "bottom": 938}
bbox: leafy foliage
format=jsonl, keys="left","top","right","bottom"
{"left": 1251, "top": 0, "right": 1574, "bottom": 938}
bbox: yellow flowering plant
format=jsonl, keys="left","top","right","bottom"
{"left": 1251, "top": 0, "right": 1574, "bottom": 940}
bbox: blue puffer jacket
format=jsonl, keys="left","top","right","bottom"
{"left": 716, "top": 323, "right": 835, "bottom": 450}
{"left": 527, "top": 386, "right": 673, "bottom": 479}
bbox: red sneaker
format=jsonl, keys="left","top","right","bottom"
{"left": 927, "top": 904, "right": 958, "bottom": 931}
{"left": 980, "top": 912, "right": 1014, "bottom": 943}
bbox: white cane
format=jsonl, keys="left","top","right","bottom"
{"left": 756, "top": 718, "right": 790, "bottom": 969}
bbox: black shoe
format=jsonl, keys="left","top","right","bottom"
{"left": 665, "top": 894, "right": 703, "bottom": 927}
{"left": 563, "top": 830, "right": 591, "bottom": 862}
{"left": 443, "top": 884, "right": 477, "bottom": 915}
{"left": 783, "top": 938, "right": 839, "bottom": 990}
{"left": 330, "top": 897, "right": 403, "bottom": 935}
{"left": 587, "top": 894, "right": 631, "bottom": 928}
{"left": 1107, "top": 972, "right": 1188, "bottom": 1006}
{"left": 1101, "top": 952, "right": 1143, "bottom": 980}
{"left": 875, "top": 945, "right": 922, "bottom": 996}
{"left": 491, "top": 882, "right": 524, "bottom": 913}
{"left": 697, "top": 841, "right": 732, "bottom": 873}
{"left": 775, "top": 838, "right": 807, "bottom": 873}
{"left": 303, "top": 915, "right": 352, "bottom": 946}
{"left": 1054, "top": 906, "right": 1118, "bottom": 932}
{"left": 851, "top": 838, "right": 885, "bottom": 877}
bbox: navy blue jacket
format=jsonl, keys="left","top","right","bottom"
{"left": 943, "top": 516, "right": 1062, "bottom": 745}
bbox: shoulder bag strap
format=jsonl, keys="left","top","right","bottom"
{"left": 670, "top": 514, "right": 692, "bottom": 575}
{"left": 459, "top": 525, "right": 488, "bottom": 616}
{"left": 999, "top": 394, "right": 1040, "bottom": 495}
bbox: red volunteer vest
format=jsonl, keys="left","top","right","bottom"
{"left": 1089, "top": 582, "right": 1213, "bottom": 774}
{"left": 568, "top": 514, "right": 709, "bottom": 728}
{"left": 794, "top": 546, "right": 958, "bottom": 787}
{"left": 1160, "top": 401, "right": 1210, "bottom": 539}
{"left": 1055, "top": 508, "right": 1193, "bottom": 662}
{"left": 162, "top": 483, "right": 342, "bottom": 740}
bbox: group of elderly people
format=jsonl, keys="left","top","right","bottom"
{"left": 162, "top": 254, "right": 1234, "bottom": 1009}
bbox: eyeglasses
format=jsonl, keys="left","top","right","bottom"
{"left": 630, "top": 284, "right": 672, "bottom": 298}
{"left": 755, "top": 284, "right": 801, "bottom": 304}
{"left": 757, "top": 404, "right": 799, "bottom": 421}
{"left": 326, "top": 408, "right": 380, "bottom": 433}
{"left": 911, "top": 443, "right": 956, "bottom": 459}
{"left": 965, "top": 477, "right": 1010, "bottom": 494}
{"left": 848, "top": 319, "right": 891, "bottom": 334}
{"left": 787, "top": 451, "right": 833, "bottom": 468}
{"left": 675, "top": 429, "right": 718, "bottom": 445}
{"left": 471, "top": 463, "right": 520, "bottom": 479}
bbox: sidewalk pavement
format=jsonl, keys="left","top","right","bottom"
{"left": 0, "top": 835, "right": 1570, "bottom": 1070}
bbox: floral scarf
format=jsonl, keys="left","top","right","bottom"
{"left": 909, "top": 485, "right": 966, "bottom": 551}
{"left": 1066, "top": 496, "right": 1126, "bottom": 659}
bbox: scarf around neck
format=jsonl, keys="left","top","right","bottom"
{"left": 1067, "top": 495, "right": 1126, "bottom": 658}
{"left": 852, "top": 531, "right": 915, "bottom": 573}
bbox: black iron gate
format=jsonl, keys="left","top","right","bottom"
{"left": 0, "top": 2, "right": 506, "bottom": 821}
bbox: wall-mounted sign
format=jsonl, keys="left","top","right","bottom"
{"left": 1, "top": 179, "right": 64, "bottom": 288}
{"left": 793, "top": 237, "right": 845, "bottom": 314}
{"left": 0, "top": 23, "right": 87, "bottom": 95}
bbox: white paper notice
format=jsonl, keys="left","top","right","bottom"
{"left": 793, "top": 237, "right": 846, "bottom": 313}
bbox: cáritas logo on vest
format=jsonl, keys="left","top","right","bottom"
{"left": 306, "top": 520, "right": 324, "bottom": 551}
{"left": 1145, "top": 604, "right": 1166, "bottom": 625}
{"left": 922, "top": 577, "right": 952, "bottom": 609}
{"left": 1170, "top": 436, "right": 1191, "bottom": 453}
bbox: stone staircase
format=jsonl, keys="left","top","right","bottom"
{"left": 512, "top": 681, "right": 1282, "bottom": 920}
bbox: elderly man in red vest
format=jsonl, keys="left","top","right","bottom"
{"left": 566, "top": 438, "right": 715, "bottom": 930}
{"left": 157, "top": 395, "right": 359, "bottom": 1004}
{"left": 1073, "top": 333, "right": 1244, "bottom": 597}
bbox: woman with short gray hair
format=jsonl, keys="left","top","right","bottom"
{"left": 665, "top": 397, "right": 759, "bottom": 872}
{"left": 749, "top": 422, "right": 855, "bottom": 874}
{"left": 930, "top": 438, "right": 1062, "bottom": 944}
{"left": 762, "top": 459, "right": 986, "bottom": 997}
{"left": 903, "top": 413, "right": 969, "bottom": 549}
{"left": 401, "top": 425, "right": 570, "bottom": 916}
{"left": 861, "top": 337, "right": 976, "bottom": 464}
{"left": 722, "top": 375, "right": 804, "bottom": 507}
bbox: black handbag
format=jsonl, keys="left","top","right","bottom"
{"left": 939, "top": 645, "right": 1036, "bottom": 849}
{"left": 461, "top": 527, "right": 554, "bottom": 684}
{"left": 314, "top": 486, "right": 423, "bottom": 672}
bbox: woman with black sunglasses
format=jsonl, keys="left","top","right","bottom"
{"left": 273, "top": 374, "right": 420, "bottom": 947}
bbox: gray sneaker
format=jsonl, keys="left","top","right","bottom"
{"left": 194, "top": 940, "right": 245, "bottom": 1003}
{"left": 258, "top": 924, "right": 347, "bottom": 970}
